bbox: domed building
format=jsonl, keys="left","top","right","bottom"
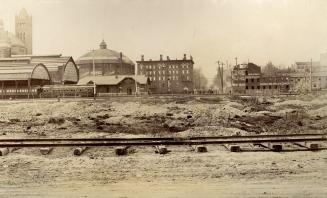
{"left": 76, "top": 40, "right": 135, "bottom": 78}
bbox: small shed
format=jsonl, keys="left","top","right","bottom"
{"left": 78, "top": 75, "right": 149, "bottom": 95}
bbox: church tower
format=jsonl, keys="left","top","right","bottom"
{"left": 15, "top": 8, "right": 32, "bottom": 54}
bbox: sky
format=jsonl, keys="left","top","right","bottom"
{"left": 0, "top": 0, "right": 327, "bottom": 81}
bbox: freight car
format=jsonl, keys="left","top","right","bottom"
{"left": 38, "top": 85, "right": 94, "bottom": 98}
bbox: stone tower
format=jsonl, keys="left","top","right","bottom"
{"left": 15, "top": 8, "right": 32, "bottom": 54}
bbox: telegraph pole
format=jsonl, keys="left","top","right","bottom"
{"left": 220, "top": 62, "right": 224, "bottom": 94}
{"left": 92, "top": 49, "right": 96, "bottom": 100}
{"left": 310, "top": 58, "right": 312, "bottom": 92}
{"left": 235, "top": 57, "right": 238, "bottom": 94}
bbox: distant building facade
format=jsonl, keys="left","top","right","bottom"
{"left": 232, "top": 63, "right": 290, "bottom": 95}
{"left": 15, "top": 8, "right": 33, "bottom": 55}
{"left": 136, "top": 54, "right": 194, "bottom": 94}
{"left": 290, "top": 51, "right": 327, "bottom": 92}
{"left": 0, "top": 8, "right": 32, "bottom": 58}
{"left": 77, "top": 40, "right": 135, "bottom": 79}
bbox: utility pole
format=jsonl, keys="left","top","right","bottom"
{"left": 92, "top": 49, "right": 96, "bottom": 100}
{"left": 310, "top": 58, "right": 312, "bottom": 92}
{"left": 235, "top": 57, "right": 238, "bottom": 94}
{"left": 220, "top": 62, "right": 224, "bottom": 94}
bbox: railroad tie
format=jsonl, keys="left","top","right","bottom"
{"left": 115, "top": 146, "right": 130, "bottom": 156}
{"left": 0, "top": 148, "right": 9, "bottom": 156}
{"left": 40, "top": 147, "right": 53, "bottom": 155}
{"left": 73, "top": 147, "right": 88, "bottom": 156}
{"left": 195, "top": 145, "right": 208, "bottom": 153}
{"left": 155, "top": 145, "right": 169, "bottom": 154}
{"left": 293, "top": 142, "right": 319, "bottom": 150}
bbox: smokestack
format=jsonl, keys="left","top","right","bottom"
{"left": 160, "top": 54, "right": 163, "bottom": 61}
{"left": 183, "top": 54, "right": 187, "bottom": 60}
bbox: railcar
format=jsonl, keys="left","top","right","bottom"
{"left": 38, "top": 85, "right": 94, "bottom": 98}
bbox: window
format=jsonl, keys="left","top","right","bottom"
{"left": 257, "top": 86, "right": 260, "bottom": 89}
{"left": 246, "top": 86, "right": 248, "bottom": 89}
{"left": 269, "top": 85, "right": 271, "bottom": 89}
{"left": 245, "top": 71, "right": 248, "bottom": 75}
{"left": 257, "top": 79, "right": 260, "bottom": 82}
{"left": 263, "top": 86, "right": 266, "bottom": 89}
{"left": 246, "top": 79, "right": 248, "bottom": 83}
{"left": 251, "top": 79, "right": 254, "bottom": 83}
{"left": 251, "top": 86, "right": 254, "bottom": 89}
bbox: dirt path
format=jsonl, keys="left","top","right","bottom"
{"left": 0, "top": 146, "right": 326, "bottom": 197}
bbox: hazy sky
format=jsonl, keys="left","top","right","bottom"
{"left": 1, "top": 0, "right": 327, "bottom": 80}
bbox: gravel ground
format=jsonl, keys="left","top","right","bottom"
{"left": 0, "top": 146, "right": 326, "bottom": 197}
{"left": 0, "top": 94, "right": 326, "bottom": 197}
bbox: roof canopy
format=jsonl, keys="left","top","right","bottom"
{"left": 0, "top": 63, "right": 51, "bottom": 81}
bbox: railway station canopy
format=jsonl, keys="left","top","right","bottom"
{"left": 0, "top": 54, "right": 79, "bottom": 84}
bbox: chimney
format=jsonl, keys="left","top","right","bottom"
{"left": 160, "top": 54, "right": 163, "bottom": 61}
{"left": 190, "top": 55, "right": 193, "bottom": 61}
{"left": 141, "top": 55, "right": 144, "bottom": 61}
{"left": 183, "top": 54, "right": 187, "bottom": 60}
{"left": 167, "top": 56, "right": 170, "bottom": 61}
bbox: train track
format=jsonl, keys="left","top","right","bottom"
{"left": 0, "top": 133, "right": 326, "bottom": 148}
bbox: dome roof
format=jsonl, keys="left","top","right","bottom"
{"left": 77, "top": 40, "right": 134, "bottom": 65}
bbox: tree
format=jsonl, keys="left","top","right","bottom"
{"left": 262, "top": 61, "right": 279, "bottom": 75}
{"left": 211, "top": 65, "right": 232, "bottom": 93}
{"left": 193, "top": 68, "right": 208, "bottom": 90}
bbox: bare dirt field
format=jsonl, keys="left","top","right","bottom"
{"left": 0, "top": 94, "right": 326, "bottom": 197}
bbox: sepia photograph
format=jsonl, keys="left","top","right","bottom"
{"left": 0, "top": 0, "right": 326, "bottom": 197}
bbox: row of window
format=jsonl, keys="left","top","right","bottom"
{"left": 142, "top": 70, "right": 189, "bottom": 75}
{"left": 245, "top": 85, "right": 289, "bottom": 90}
{"left": 149, "top": 76, "right": 191, "bottom": 81}
{"left": 245, "top": 78, "right": 260, "bottom": 83}
{"left": 139, "top": 64, "right": 190, "bottom": 70}
{"left": 0, "top": 89, "right": 36, "bottom": 93}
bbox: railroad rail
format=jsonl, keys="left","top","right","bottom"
{"left": 0, "top": 133, "right": 325, "bottom": 148}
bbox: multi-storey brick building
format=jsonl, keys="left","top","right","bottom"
{"left": 232, "top": 63, "right": 290, "bottom": 95}
{"left": 136, "top": 54, "right": 194, "bottom": 94}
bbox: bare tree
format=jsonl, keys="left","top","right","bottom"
{"left": 193, "top": 68, "right": 208, "bottom": 89}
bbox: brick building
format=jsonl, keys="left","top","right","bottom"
{"left": 232, "top": 63, "right": 290, "bottom": 95}
{"left": 136, "top": 54, "right": 194, "bottom": 94}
